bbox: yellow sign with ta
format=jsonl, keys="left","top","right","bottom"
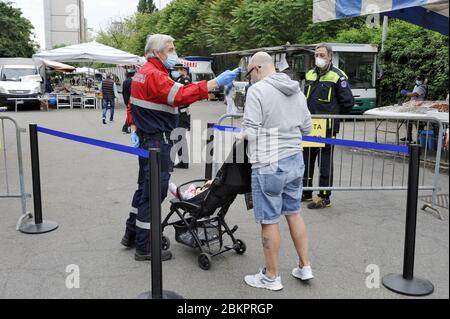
{"left": 303, "top": 119, "right": 327, "bottom": 148}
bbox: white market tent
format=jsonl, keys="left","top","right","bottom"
{"left": 313, "top": 0, "right": 449, "bottom": 36}
{"left": 73, "top": 67, "right": 102, "bottom": 75}
{"left": 32, "top": 41, "right": 143, "bottom": 65}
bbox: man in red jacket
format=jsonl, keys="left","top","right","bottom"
{"left": 121, "top": 34, "right": 240, "bottom": 261}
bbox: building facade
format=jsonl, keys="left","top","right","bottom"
{"left": 43, "top": 0, "right": 88, "bottom": 50}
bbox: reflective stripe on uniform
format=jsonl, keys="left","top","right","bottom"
{"left": 136, "top": 219, "right": 150, "bottom": 230}
{"left": 167, "top": 82, "right": 183, "bottom": 106}
{"left": 306, "top": 85, "right": 312, "bottom": 99}
{"left": 130, "top": 97, "right": 179, "bottom": 115}
{"left": 318, "top": 86, "right": 333, "bottom": 103}
{"left": 305, "top": 68, "right": 347, "bottom": 84}
{"left": 130, "top": 207, "right": 137, "bottom": 215}
{"left": 318, "top": 71, "right": 340, "bottom": 83}
{"left": 306, "top": 70, "right": 317, "bottom": 81}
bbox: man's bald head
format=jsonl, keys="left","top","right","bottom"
{"left": 249, "top": 52, "right": 274, "bottom": 68}
{"left": 247, "top": 52, "right": 276, "bottom": 83}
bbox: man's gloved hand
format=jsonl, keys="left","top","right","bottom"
{"left": 131, "top": 132, "right": 140, "bottom": 148}
{"left": 216, "top": 68, "right": 241, "bottom": 87}
{"left": 400, "top": 89, "right": 410, "bottom": 96}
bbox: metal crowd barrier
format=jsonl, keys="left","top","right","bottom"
{"left": 209, "top": 113, "right": 448, "bottom": 219}
{"left": 0, "top": 116, "right": 32, "bottom": 229}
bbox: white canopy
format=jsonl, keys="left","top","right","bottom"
{"left": 33, "top": 42, "right": 142, "bottom": 65}
{"left": 73, "top": 67, "right": 102, "bottom": 75}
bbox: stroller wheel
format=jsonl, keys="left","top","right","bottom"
{"left": 234, "top": 239, "right": 247, "bottom": 254}
{"left": 198, "top": 253, "right": 212, "bottom": 270}
{"left": 162, "top": 236, "right": 171, "bottom": 251}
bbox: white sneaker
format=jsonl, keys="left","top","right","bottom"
{"left": 292, "top": 265, "right": 314, "bottom": 281}
{"left": 244, "top": 268, "right": 283, "bottom": 291}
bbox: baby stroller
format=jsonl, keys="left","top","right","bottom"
{"left": 161, "top": 140, "right": 251, "bottom": 270}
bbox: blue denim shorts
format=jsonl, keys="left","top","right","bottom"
{"left": 252, "top": 152, "right": 305, "bottom": 224}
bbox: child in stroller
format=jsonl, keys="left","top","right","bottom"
{"left": 169, "top": 180, "right": 213, "bottom": 201}
{"left": 161, "top": 140, "right": 251, "bottom": 270}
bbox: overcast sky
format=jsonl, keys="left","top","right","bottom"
{"left": 10, "top": 0, "right": 173, "bottom": 49}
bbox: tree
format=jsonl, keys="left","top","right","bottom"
{"left": 96, "top": 16, "right": 138, "bottom": 53}
{"left": 200, "top": 0, "right": 241, "bottom": 53}
{"left": 230, "top": 0, "right": 311, "bottom": 50}
{"left": 93, "top": 0, "right": 448, "bottom": 106}
{"left": 137, "top": 0, "right": 157, "bottom": 13}
{"left": 0, "top": 0, "right": 38, "bottom": 57}
{"left": 376, "top": 20, "right": 449, "bottom": 105}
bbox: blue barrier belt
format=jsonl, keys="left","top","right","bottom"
{"left": 212, "top": 124, "right": 409, "bottom": 154}
{"left": 37, "top": 126, "right": 150, "bottom": 158}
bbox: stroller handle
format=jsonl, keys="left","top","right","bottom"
{"left": 178, "top": 179, "right": 212, "bottom": 189}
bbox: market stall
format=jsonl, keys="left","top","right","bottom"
{"left": 33, "top": 42, "right": 143, "bottom": 110}
{"left": 365, "top": 100, "right": 449, "bottom": 152}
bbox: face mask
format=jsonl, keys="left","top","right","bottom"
{"left": 171, "top": 71, "right": 180, "bottom": 79}
{"left": 315, "top": 57, "right": 328, "bottom": 69}
{"left": 163, "top": 53, "right": 178, "bottom": 70}
{"left": 416, "top": 80, "right": 423, "bottom": 86}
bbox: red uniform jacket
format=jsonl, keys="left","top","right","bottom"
{"left": 127, "top": 58, "right": 209, "bottom": 134}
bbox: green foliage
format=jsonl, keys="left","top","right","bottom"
{"left": 96, "top": 16, "right": 138, "bottom": 53}
{"left": 201, "top": 0, "right": 242, "bottom": 53}
{"left": 53, "top": 44, "right": 68, "bottom": 49}
{"left": 229, "top": 0, "right": 308, "bottom": 50}
{"left": 93, "top": 0, "right": 448, "bottom": 106}
{"left": 137, "top": 0, "right": 157, "bottom": 13}
{"left": 377, "top": 20, "right": 449, "bottom": 104}
{"left": 0, "top": 0, "right": 38, "bottom": 57}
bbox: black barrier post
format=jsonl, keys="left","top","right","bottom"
{"left": 20, "top": 124, "right": 58, "bottom": 234}
{"left": 382, "top": 144, "right": 434, "bottom": 296}
{"left": 205, "top": 123, "right": 214, "bottom": 180}
{"left": 138, "top": 148, "right": 183, "bottom": 299}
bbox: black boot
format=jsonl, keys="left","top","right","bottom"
{"left": 135, "top": 248, "right": 173, "bottom": 261}
{"left": 174, "top": 162, "right": 189, "bottom": 169}
{"left": 121, "top": 233, "right": 135, "bottom": 248}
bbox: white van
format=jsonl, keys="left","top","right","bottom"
{"left": 0, "top": 65, "right": 43, "bottom": 108}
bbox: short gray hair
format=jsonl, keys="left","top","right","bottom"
{"left": 145, "top": 34, "right": 175, "bottom": 59}
{"left": 315, "top": 43, "right": 333, "bottom": 58}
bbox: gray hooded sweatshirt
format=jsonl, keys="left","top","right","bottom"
{"left": 242, "top": 72, "right": 312, "bottom": 168}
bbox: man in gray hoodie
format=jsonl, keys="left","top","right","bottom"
{"left": 241, "top": 52, "right": 314, "bottom": 291}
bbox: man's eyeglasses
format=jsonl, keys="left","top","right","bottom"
{"left": 245, "top": 66, "right": 260, "bottom": 80}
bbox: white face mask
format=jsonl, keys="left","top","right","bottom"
{"left": 163, "top": 53, "right": 178, "bottom": 70}
{"left": 416, "top": 80, "right": 423, "bottom": 86}
{"left": 315, "top": 57, "right": 328, "bottom": 69}
{"left": 171, "top": 71, "right": 181, "bottom": 79}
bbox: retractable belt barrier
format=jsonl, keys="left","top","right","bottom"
{"left": 212, "top": 124, "right": 410, "bottom": 154}
{"left": 23, "top": 124, "right": 180, "bottom": 299}
{"left": 18, "top": 121, "right": 436, "bottom": 298}
{"left": 37, "top": 126, "right": 150, "bottom": 158}
{"left": 209, "top": 122, "right": 434, "bottom": 297}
